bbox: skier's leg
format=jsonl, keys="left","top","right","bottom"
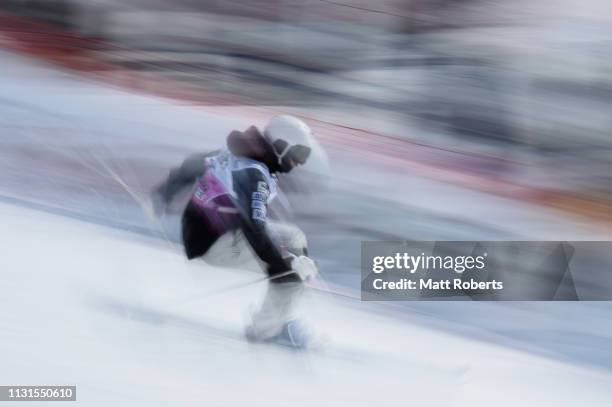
{"left": 202, "top": 220, "right": 309, "bottom": 273}
{"left": 245, "top": 280, "right": 304, "bottom": 341}
{"left": 181, "top": 202, "right": 219, "bottom": 260}
{"left": 201, "top": 229, "right": 255, "bottom": 268}
{"left": 266, "top": 220, "right": 309, "bottom": 257}
{"left": 246, "top": 222, "right": 312, "bottom": 344}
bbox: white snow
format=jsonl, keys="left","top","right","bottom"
{"left": 2, "top": 202, "right": 612, "bottom": 406}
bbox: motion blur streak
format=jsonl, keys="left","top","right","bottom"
{"left": 1, "top": 1, "right": 612, "bottom": 406}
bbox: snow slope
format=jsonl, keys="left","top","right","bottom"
{"left": 2, "top": 202, "right": 612, "bottom": 407}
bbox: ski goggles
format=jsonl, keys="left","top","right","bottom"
{"left": 273, "top": 140, "right": 312, "bottom": 165}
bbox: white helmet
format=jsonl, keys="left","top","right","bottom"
{"left": 264, "top": 115, "right": 313, "bottom": 172}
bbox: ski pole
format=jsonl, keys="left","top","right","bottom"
{"left": 168, "top": 270, "right": 297, "bottom": 307}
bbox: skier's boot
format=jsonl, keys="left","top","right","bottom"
{"left": 273, "top": 319, "right": 315, "bottom": 349}
{"left": 245, "top": 281, "right": 305, "bottom": 345}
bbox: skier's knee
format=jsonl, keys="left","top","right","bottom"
{"left": 267, "top": 222, "right": 308, "bottom": 257}
{"left": 288, "top": 227, "right": 308, "bottom": 257}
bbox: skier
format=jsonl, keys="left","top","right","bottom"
{"left": 150, "top": 115, "right": 321, "bottom": 348}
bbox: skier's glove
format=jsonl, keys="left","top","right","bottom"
{"left": 290, "top": 255, "right": 319, "bottom": 281}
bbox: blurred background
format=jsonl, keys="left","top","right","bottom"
{"left": 2, "top": 1, "right": 612, "bottom": 405}
{"left": 4, "top": 0, "right": 612, "bottom": 210}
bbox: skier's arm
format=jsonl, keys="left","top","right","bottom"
{"left": 154, "top": 151, "right": 219, "bottom": 205}
{"left": 233, "top": 168, "right": 293, "bottom": 275}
